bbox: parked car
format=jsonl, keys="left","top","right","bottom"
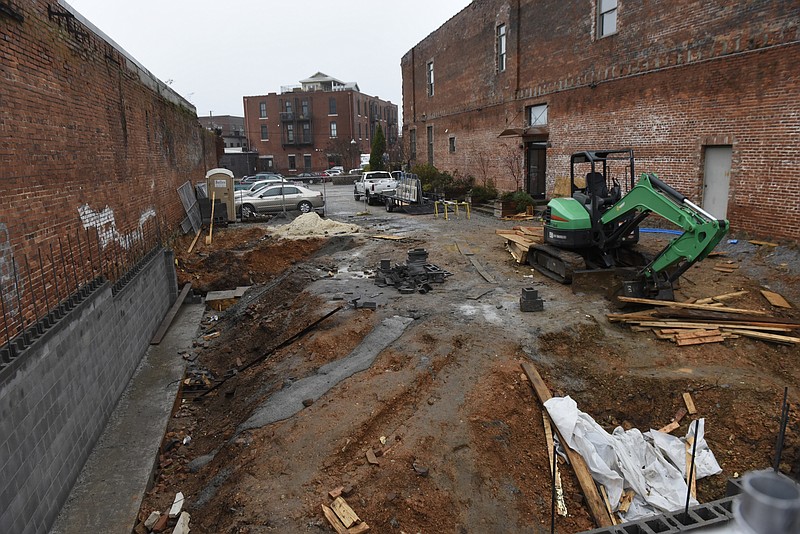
{"left": 238, "top": 184, "right": 324, "bottom": 218}
{"left": 348, "top": 168, "right": 363, "bottom": 176}
{"left": 234, "top": 179, "right": 289, "bottom": 201}
{"left": 241, "top": 172, "right": 283, "bottom": 184}
{"left": 323, "top": 169, "right": 343, "bottom": 176}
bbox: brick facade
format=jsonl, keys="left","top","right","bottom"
{"left": 402, "top": 0, "right": 800, "bottom": 240}
{"left": 244, "top": 76, "right": 398, "bottom": 175}
{"left": 0, "top": 0, "right": 218, "bottom": 338}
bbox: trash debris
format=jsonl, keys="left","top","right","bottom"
{"left": 322, "top": 496, "right": 370, "bottom": 533}
{"left": 144, "top": 511, "right": 161, "bottom": 530}
{"left": 168, "top": 491, "right": 185, "bottom": 519}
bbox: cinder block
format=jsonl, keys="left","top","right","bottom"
{"left": 521, "top": 287, "right": 539, "bottom": 300}
{"left": 520, "top": 298, "right": 544, "bottom": 312}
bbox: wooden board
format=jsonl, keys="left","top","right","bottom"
{"left": 674, "top": 329, "right": 722, "bottom": 340}
{"left": 685, "top": 437, "right": 697, "bottom": 499}
{"left": 502, "top": 233, "right": 541, "bottom": 248}
{"left": 469, "top": 256, "right": 496, "bottom": 284}
{"left": 658, "top": 421, "right": 680, "bottom": 433}
{"left": 749, "top": 240, "right": 779, "bottom": 247}
{"left": 322, "top": 504, "right": 349, "bottom": 534}
{"left": 331, "top": 497, "right": 360, "bottom": 528}
{"left": 722, "top": 329, "right": 800, "bottom": 344}
{"left": 683, "top": 392, "right": 697, "bottom": 415}
{"left": 599, "top": 485, "right": 618, "bottom": 525}
{"left": 521, "top": 362, "right": 613, "bottom": 528}
{"left": 455, "top": 240, "right": 474, "bottom": 256}
{"left": 676, "top": 335, "right": 725, "bottom": 346}
{"left": 543, "top": 412, "right": 568, "bottom": 516}
{"left": 636, "top": 321, "right": 792, "bottom": 332}
{"left": 371, "top": 234, "right": 405, "bottom": 241}
{"left": 506, "top": 241, "right": 528, "bottom": 264}
{"left": 150, "top": 283, "right": 192, "bottom": 344}
{"left": 187, "top": 228, "right": 202, "bottom": 253}
{"left": 617, "top": 296, "right": 768, "bottom": 316}
{"left": 618, "top": 490, "right": 635, "bottom": 514}
{"left": 761, "top": 289, "right": 792, "bottom": 309}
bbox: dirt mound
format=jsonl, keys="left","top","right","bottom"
{"left": 273, "top": 212, "right": 361, "bottom": 238}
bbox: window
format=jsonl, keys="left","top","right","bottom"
{"left": 527, "top": 103, "right": 548, "bottom": 126}
{"left": 288, "top": 155, "right": 296, "bottom": 170}
{"left": 302, "top": 123, "right": 310, "bottom": 143}
{"left": 303, "top": 154, "right": 312, "bottom": 171}
{"left": 286, "top": 124, "right": 294, "bottom": 143}
{"left": 598, "top": 0, "right": 617, "bottom": 37}
{"left": 497, "top": 24, "right": 507, "bottom": 72}
{"left": 426, "top": 125, "right": 434, "bottom": 165}
{"left": 358, "top": 123, "right": 362, "bottom": 139}
{"left": 329, "top": 97, "right": 337, "bottom": 115}
{"left": 330, "top": 121, "right": 337, "bottom": 138}
{"left": 410, "top": 129, "right": 417, "bottom": 159}
{"left": 259, "top": 101, "right": 267, "bottom": 118}
{"left": 260, "top": 125, "right": 268, "bottom": 140}
{"left": 358, "top": 99, "right": 361, "bottom": 115}
{"left": 284, "top": 100, "right": 293, "bottom": 113}
{"left": 449, "top": 136, "right": 456, "bottom": 153}
{"left": 426, "top": 61, "right": 434, "bottom": 96}
{"left": 301, "top": 100, "right": 309, "bottom": 118}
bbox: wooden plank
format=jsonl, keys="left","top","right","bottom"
{"left": 749, "top": 240, "right": 779, "bottom": 247}
{"left": 722, "top": 329, "right": 800, "bottom": 345}
{"left": 150, "top": 283, "right": 192, "bottom": 344}
{"left": 617, "top": 296, "right": 769, "bottom": 316}
{"left": 205, "top": 190, "right": 216, "bottom": 245}
{"left": 469, "top": 256, "right": 496, "bottom": 284}
{"left": 713, "top": 267, "right": 735, "bottom": 273}
{"left": 331, "top": 497, "right": 360, "bottom": 528}
{"left": 514, "top": 226, "right": 544, "bottom": 236}
{"left": 455, "top": 240, "right": 474, "bottom": 256}
{"left": 658, "top": 421, "right": 680, "bottom": 433}
{"left": 322, "top": 504, "right": 349, "bottom": 534}
{"left": 683, "top": 392, "right": 697, "bottom": 415}
{"left": 636, "top": 321, "right": 791, "bottom": 332}
{"left": 676, "top": 335, "right": 725, "bottom": 346}
{"left": 502, "top": 233, "right": 540, "bottom": 248}
{"left": 685, "top": 437, "right": 697, "bottom": 499}
{"left": 599, "top": 485, "right": 619, "bottom": 525}
{"left": 761, "top": 289, "right": 792, "bottom": 309}
{"left": 506, "top": 241, "right": 528, "bottom": 264}
{"left": 674, "top": 329, "right": 722, "bottom": 340}
{"left": 371, "top": 234, "right": 405, "bottom": 241}
{"left": 521, "top": 362, "right": 613, "bottom": 528}
{"left": 187, "top": 228, "right": 202, "bottom": 253}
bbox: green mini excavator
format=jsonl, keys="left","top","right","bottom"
{"left": 529, "top": 149, "right": 729, "bottom": 300}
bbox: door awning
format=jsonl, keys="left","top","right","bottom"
{"left": 497, "top": 126, "right": 549, "bottom": 138}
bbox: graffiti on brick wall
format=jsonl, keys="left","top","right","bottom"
{"left": 0, "top": 223, "right": 20, "bottom": 316}
{"left": 77, "top": 205, "right": 157, "bottom": 249}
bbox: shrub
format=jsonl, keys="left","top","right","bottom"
{"left": 470, "top": 184, "right": 498, "bottom": 204}
{"left": 501, "top": 190, "right": 536, "bottom": 213}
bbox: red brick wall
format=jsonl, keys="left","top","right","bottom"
{"left": 402, "top": 0, "right": 800, "bottom": 240}
{"left": 0, "top": 2, "right": 218, "bottom": 337}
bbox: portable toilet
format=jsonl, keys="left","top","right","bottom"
{"left": 205, "top": 168, "right": 236, "bottom": 222}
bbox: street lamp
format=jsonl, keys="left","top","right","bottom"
{"left": 350, "top": 139, "right": 357, "bottom": 171}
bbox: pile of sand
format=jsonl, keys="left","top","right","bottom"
{"left": 273, "top": 212, "right": 361, "bottom": 238}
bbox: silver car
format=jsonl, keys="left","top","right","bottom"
{"left": 238, "top": 184, "right": 324, "bottom": 217}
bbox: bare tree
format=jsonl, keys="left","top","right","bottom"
{"left": 500, "top": 142, "right": 524, "bottom": 191}
{"left": 475, "top": 150, "right": 492, "bottom": 187}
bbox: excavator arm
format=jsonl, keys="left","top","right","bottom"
{"left": 600, "top": 173, "right": 729, "bottom": 294}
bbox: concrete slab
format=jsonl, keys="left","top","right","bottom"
{"left": 50, "top": 302, "right": 205, "bottom": 534}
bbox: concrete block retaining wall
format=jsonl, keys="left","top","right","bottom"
{"left": 0, "top": 249, "right": 177, "bottom": 534}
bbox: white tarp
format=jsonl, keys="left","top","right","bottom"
{"left": 544, "top": 396, "right": 722, "bottom": 521}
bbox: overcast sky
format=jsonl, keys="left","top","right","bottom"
{"left": 66, "top": 0, "right": 472, "bottom": 121}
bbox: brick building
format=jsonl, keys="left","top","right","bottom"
{"left": 243, "top": 73, "right": 398, "bottom": 174}
{"left": 198, "top": 114, "right": 248, "bottom": 150}
{"left": 401, "top": 0, "right": 800, "bottom": 240}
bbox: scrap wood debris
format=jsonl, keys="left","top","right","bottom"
{"left": 496, "top": 226, "right": 544, "bottom": 263}
{"left": 609, "top": 294, "right": 800, "bottom": 346}
{"left": 322, "top": 495, "right": 369, "bottom": 533}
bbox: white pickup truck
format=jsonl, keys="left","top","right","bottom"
{"left": 353, "top": 171, "right": 397, "bottom": 204}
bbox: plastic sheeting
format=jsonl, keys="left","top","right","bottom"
{"left": 544, "top": 396, "right": 722, "bottom": 521}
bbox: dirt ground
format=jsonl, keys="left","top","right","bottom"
{"left": 142, "top": 208, "right": 800, "bottom": 534}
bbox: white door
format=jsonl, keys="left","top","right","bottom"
{"left": 702, "top": 146, "right": 732, "bottom": 220}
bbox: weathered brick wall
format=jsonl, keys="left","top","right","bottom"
{"left": 402, "top": 0, "right": 800, "bottom": 240}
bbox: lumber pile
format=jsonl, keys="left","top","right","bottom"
{"left": 496, "top": 226, "right": 544, "bottom": 263}
{"left": 609, "top": 292, "right": 800, "bottom": 345}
